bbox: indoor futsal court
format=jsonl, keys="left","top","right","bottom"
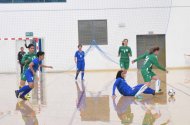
{"left": 0, "top": 0, "right": 190, "bottom": 125}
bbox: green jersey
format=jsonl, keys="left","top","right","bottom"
{"left": 134, "top": 52, "right": 166, "bottom": 71}
{"left": 21, "top": 52, "right": 37, "bottom": 71}
{"left": 118, "top": 46, "right": 132, "bottom": 61}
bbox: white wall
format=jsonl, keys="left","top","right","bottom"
{"left": 166, "top": 0, "right": 190, "bottom": 67}
{"left": 0, "top": 0, "right": 189, "bottom": 73}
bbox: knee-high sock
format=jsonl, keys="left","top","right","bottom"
{"left": 155, "top": 80, "right": 161, "bottom": 93}
{"left": 20, "top": 86, "right": 32, "bottom": 97}
{"left": 18, "top": 85, "right": 30, "bottom": 93}
{"left": 81, "top": 71, "right": 84, "bottom": 80}
{"left": 135, "top": 85, "right": 148, "bottom": 97}
{"left": 75, "top": 71, "right": 80, "bottom": 79}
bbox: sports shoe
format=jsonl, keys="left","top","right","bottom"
{"left": 25, "top": 94, "right": 31, "bottom": 100}
{"left": 15, "top": 90, "right": 19, "bottom": 98}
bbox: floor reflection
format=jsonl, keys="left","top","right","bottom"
{"left": 16, "top": 101, "right": 38, "bottom": 125}
{"left": 113, "top": 96, "right": 171, "bottom": 125}
{"left": 75, "top": 81, "right": 110, "bottom": 122}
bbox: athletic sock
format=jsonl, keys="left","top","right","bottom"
{"left": 81, "top": 72, "right": 84, "bottom": 80}
{"left": 18, "top": 85, "right": 30, "bottom": 93}
{"left": 155, "top": 80, "right": 161, "bottom": 93}
{"left": 20, "top": 86, "right": 32, "bottom": 97}
{"left": 75, "top": 71, "right": 80, "bottom": 79}
{"left": 135, "top": 85, "right": 148, "bottom": 97}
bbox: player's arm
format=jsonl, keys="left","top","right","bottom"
{"left": 29, "top": 62, "right": 36, "bottom": 76}
{"left": 132, "top": 52, "right": 148, "bottom": 64}
{"left": 112, "top": 78, "right": 121, "bottom": 98}
{"left": 151, "top": 57, "right": 168, "bottom": 72}
{"left": 21, "top": 54, "right": 28, "bottom": 65}
{"left": 128, "top": 47, "right": 132, "bottom": 57}
{"left": 74, "top": 52, "right": 77, "bottom": 63}
{"left": 40, "top": 64, "right": 53, "bottom": 69}
{"left": 118, "top": 47, "right": 121, "bottom": 57}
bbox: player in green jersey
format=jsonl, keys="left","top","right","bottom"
{"left": 132, "top": 47, "right": 168, "bottom": 99}
{"left": 19, "top": 44, "right": 36, "bottom": 99}
{"left": 118, "top": 39, "right": 132, "bottom": 71}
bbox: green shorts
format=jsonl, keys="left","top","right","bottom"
{"left": 120, "top": 61, "right": 130, "bottom": 70}
{"left": 21, "top": 69, "right": 27, "bottom": 81}
{"left": 141, "top": 69, "right": 156, "bottom": 82}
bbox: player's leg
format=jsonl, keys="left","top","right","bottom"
{"left": 132, "top": 84, "right": 155, "bottom": 95}
{"left": 20, "top": 71, "right": 32, "bottom": 99}
{"left": 124, "top": 61, "right": 129, "bottom": 72}
{"left": 125, "top": 61, "right": 130, "bottom": 70}
{"left": 75, "top": 62, "right": 81, "bottom": 80}
{"left": 75, "top": 70, "right": 80, "bottom": 80}
{"left": 135, "top": 70, "right": 152, "bottom": 99}
{"left": 19, "top": 72, "right": 34, "bottom": 100}
{"left": 15, "top": 71, "right": 33, "bottom": 100}
{"left": 81, "top": 62, "right": 85, "bottom": 80}
{"left": 151, "top": 74, "right": 161, "bottom": 93}
{"left": 20, "top": 72, "right": 26, "bottom": 88}
{"left": 120, "top": 61, "right": 125, "bottom": 71}
{"left": 21, "top": 64, "right": 24, "bottom": 74}
{"left": 19, "top": 82, "right": 33, "bottom": 100}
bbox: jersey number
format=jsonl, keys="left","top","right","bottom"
{"left": 144, "top": 56, "right": 149, "bottom": 65}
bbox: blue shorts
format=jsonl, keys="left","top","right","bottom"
{"left": 77, "top": 61, "right": 85, "bottom": 71}
{"left": 25, "top": 70, "right": 34, "bottom": 83}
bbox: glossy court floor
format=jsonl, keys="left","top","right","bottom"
{"left": 0, "top": 69, "right": 190, "bottom": 125}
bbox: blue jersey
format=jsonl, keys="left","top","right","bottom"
{"left": 112, "top": 78, "right": 132, "bottom": 96}
{"left": 75, "top": 51, "right": 85, "bottom": 62}
{"left": 25, "top": 58, "right": 41, "bottom": 83}
{"left": 28, "top": 58, "right": 42, "bottom": 73}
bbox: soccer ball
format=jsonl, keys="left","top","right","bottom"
{"left": 168, "top": 89, "right": 175, "bottom": 97}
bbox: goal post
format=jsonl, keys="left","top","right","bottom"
{"left": 0, "top": 37, "right": 44, "bottom": 74}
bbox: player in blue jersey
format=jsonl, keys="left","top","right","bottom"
{"left": 15, "top": 51, "right": 53, "bottom": 100}
{"left": 112, "top": 70, "right": 163, "bottom": 99}
{"left": 75, "top": 44, "right": 85, "bottom": 80}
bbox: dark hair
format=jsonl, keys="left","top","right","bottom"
{"left": 78, "top": 44, "right": 82, "bottom": 48}
{"left": 122, "top": 41, "right": 124, "bottom": 46}
{"left": 25, "top": 44, "right": 34, "bottom": 49}
{"left": 149, "top": 46, "right": 160, "bottom": 54}
{"left": 116, "top": 70, "right": 124, "bottom": 79}
{"left": 123, "top": 39, "right": 128, "bottom": 42}
{"left": 37, "top": 51, "right": 45, "bottom": 57}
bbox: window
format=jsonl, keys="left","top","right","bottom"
{"left": 0, "top": 0, "right": 66, "bottom": 3}
{"left": 78, "top": 20, "right": 108, "bottom": 45}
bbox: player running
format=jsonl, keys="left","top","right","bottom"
{"left": 19, "top": 44, "right": 36, "bottom": 99}
{"left": 132, "top": 46, "right": 168, "bottom": 99}
{"left": 15, "top": 51, "right": 53, "bottom": 100}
